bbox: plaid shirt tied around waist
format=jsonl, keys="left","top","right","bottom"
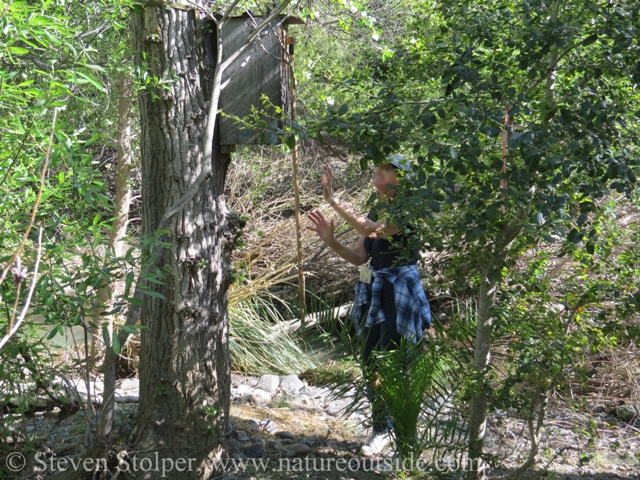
{"left": 349, "top": 263, "right": 432, "bottom": 344}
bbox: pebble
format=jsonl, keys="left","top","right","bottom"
{"left": 275, "top": 430, "right": 295, "bottom": 440}
{"left": 268, "top": 440, "right": 281, "bottom": 449}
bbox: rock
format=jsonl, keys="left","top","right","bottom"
{"left": 279, "top": 375, "right": 304, "bottom": 393}
{"left": 326, "top": 400, "right": 347, "bottom": 415}
{"left": 256, "top": 374, "right": 280, "bottom": 393}
{"left": 282, "top": 439, "right": 293, "bottom": 445}
{"left": 248, "top": 419, "right": 260, "bottom": 431}
{"left": 114, "top": 379, "right": 140, "bottom": 402}
{"left": 275, "top": 431, "right": 295, "bottom": 440}
{"left": 238, "top": 435, "right": 250, "bottom": 442}
{"left": 231, "top": 384, "right": 253, "bottom": 400}
{"left": 306, "top": 435, "right": 320, "bottom": 447}
{"left": 300, "top": 386, "right": 329, "bottom": 398}
{"left": 243, "top": 444, "right": 264, "bottom": 458}
{"left": 245, "top": 376, "right": 260, "bottom": 387}
{"left": 287, "top": 443, "right": 310, "bottom": 455}
{"left": 295, "top": 395, "right": 315, "bottom": 408}
{"left": 231, "top": 372, "right": 247, "bottom": 386}
{"left": 614, "top": 404, "right": 639, "bottom": 422}
{"left": 250, "top": 389, "right": 272, "bottom": 405}
{"left": 588, "top": 404, "right": 607, "bottom": 414}
{"left": 116, "top": 378, "right": 139, "bottom": 393}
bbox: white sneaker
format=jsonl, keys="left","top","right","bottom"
{"left": 359, "top": 430, "right": 391, "bottom": 456}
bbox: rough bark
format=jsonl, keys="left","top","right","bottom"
{"left": 129, "top": 4, "right": 240, "bottom": 478}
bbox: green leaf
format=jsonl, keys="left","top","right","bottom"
{"left": 124, "top": 271, "right": 135, "bottom": 295}
{"left": 121, "top": 324, "right": 144, "bottom": 335}
{"left": 567, "top": 228, "right": 583, "bottom": 243}
{"left": 46, "top": 325, "right": 60, "bottom": 340}
{"left": 8, "top": 46, "right": 29, "bottom": 55}
{"left": 577, "top": 213, "right": 588, "bottom": 226}
{"left": 112, "top": 331, "right": 121, "bottom": 354}
{"left": 124, "top": 296, "right": 144, "bottom": 305}
{"left": 102, "top": 324, "right": 111, "bottom": 348}
{"left": 139, "top": 288, "right": 166, "bottom": 300}
{"left": 75, "top": 71, "right": 106, "bottom": 92}
{"left": 82, "top": 64, "right": 107, "bottom": 73}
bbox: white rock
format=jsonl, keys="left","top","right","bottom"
{"left": 116, "top": 378, "right": 139, "bottom": 392}
{"left": 231, "top": 384, "right": 254, "bottom": 399}
{"left": 279, "top": 375, "right": 304, "bottom": 393}
{"left": 256, "top": 374, "right": 280, "bottom": 393}
{"left": 326, "top": 400, "right": 347, "bottom": 415}
{"left": 295, "top": 395, "right": 315, "bottom": 408}
{"left": 250, "top": 389, "right": 272, "bottom": 405}
{"left": 301, "top": 386, "right": 330, "bottom": 398}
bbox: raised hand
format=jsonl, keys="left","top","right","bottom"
{"left": 321, "top": 165, "right": 335, "bottom": 204}
{"left": 305, "top": 209, "right": 335, "bottom": 244}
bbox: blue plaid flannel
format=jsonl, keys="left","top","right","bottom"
{"left": 349, "top": 263, "right": 432, "bottom": 344}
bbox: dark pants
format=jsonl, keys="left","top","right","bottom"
{"left": 358, "top": 278, "right": 402, "bottom": 433}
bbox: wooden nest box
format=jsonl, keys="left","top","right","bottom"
{"left": 219, "top": 14, "right": 303, "bottom": 151}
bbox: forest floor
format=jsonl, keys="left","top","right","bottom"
{"left": 15, "top": 371, "right": 639, "bottom": 480}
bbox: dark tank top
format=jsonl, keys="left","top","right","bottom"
{"left": 363, "top": 208, "right": 419, "bottom": 270}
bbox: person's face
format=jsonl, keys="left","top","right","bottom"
{"left": 373, "top": 163, "right": 400, "bottom": 195}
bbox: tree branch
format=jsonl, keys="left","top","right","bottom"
{"left": 0, "top": 110, "right": 56, "bottom": 290}
{"left": 0, "top": 227, "right": 44, "bottom": 351}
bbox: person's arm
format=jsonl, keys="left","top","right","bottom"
{"left": 329, "top": 198, "right": 401, "bottom": 239}
{"left": 306, "top": 210, "right": 369, "bottom": 266}
{"left": 321, "top": 165, "right": 400, "bottom": 239}
{"left": 325, "top": 233, "right": 368, "bottom": 266}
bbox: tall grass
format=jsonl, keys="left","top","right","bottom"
{"left": 228, "top": 292, "right": 319, "bottom": 375}
{"left": 226, "top": 217, "right": 323, "bottom": 376}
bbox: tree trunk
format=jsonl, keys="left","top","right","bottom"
{"left": 466, "top": 205, "right": 530, "bottom": 480}
{"left": 130, "top": 4, "right": 240, "bottom": 478}
{"left": 90, "top": 71, "right": 134, "bottom": 365}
